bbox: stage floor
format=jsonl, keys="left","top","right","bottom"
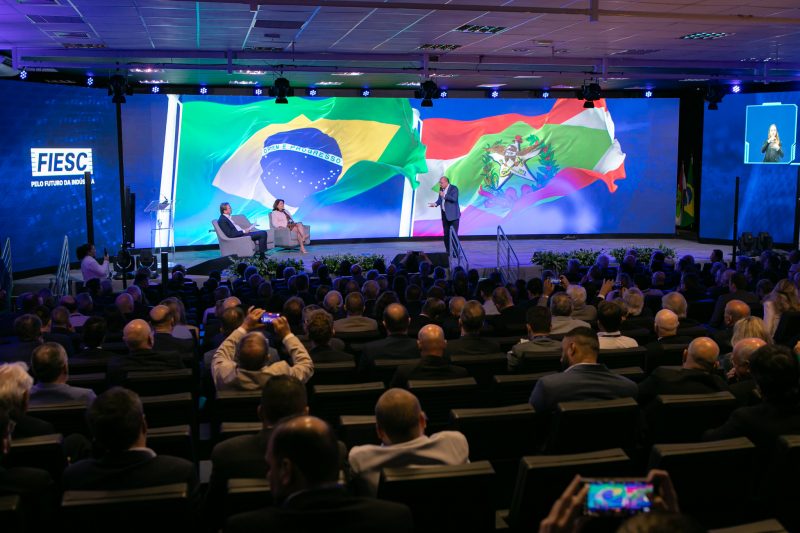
{"left": 13, "top": 236, "right": 729, "bottom": 295}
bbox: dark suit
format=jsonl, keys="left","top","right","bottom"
{"left": 0, "top": 465, "right": 58, "bottom": 529}
{"left": 358, "top": 334, "right": 420, "bottom": 375}
{"left": 709, "top": 289, "right": 759, "bottom": 328}
{"left": 225, "top": 486, "right": 414, "bottom": 533}
{"left": 309, "top": 345, "right": 354, "bottom": 363}
{"left": 45, "top": 328, "right": 79, "bottom": 356}
{"left": 444, "top": 334, "right": 501, "bottom": 357}
{"left": 408, "top": 314, "right": 434, "bottom": 338}
{"left": 153, "top": 332, "right": 196, "bottom": 356}
{"left": 217, "top": 214, "right": 268, "bottom": 254}
{"left": 487, "top": 305, "right": 527, "bottom": 337}
{"left": 0, "top": 339, "right": 40, "bottom": 365}
{"left": 435, "top": 184, "right": 460, "bottom": 256}
{"left": 637, "top": 367, "right": 729, "bottom": 406}
{"left": 389, "top": 356, "right": 469, "bottom": 389}
{"left": 529, "top": 363, "right": 638, "bottom": 412}
{"left": 644, "top": 335, "right": 694, "bottom": 354}
{"left": 712, "top": 327, "right": 734, "bottom": 355}
{"left": 106, "top": 349, "right": 185, "bottom": 386}
{"left": 13, "top": 414, "right": 56, "bottom": 439}
{"left": 29, "top": 382, "right": 95, "bottom": 406}
{"left": 703, "top": 402, "right": 800, "bottom": 449}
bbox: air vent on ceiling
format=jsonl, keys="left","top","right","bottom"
{"left": 263, "top": 33, "right": 281, "bottom": 39}
{"left": 51, "top": 31, "right": 91, "bottom": 39}
{"left": 18, "top": 0, "right": 62, "bottom": 4}
{"left": 245, "top": 46, "right": 286, "bottom": 52}
{"left": 62, "top": 43, "right": 105, "bottom": 49}
{"left": 418, "top": 43, "right": 461, "bottom": 51}
{"left": 27, "top": 14, "right": 84, "bottom": 24}
{"left": 612, "top": 49, "right": 661, "bottom": 55}
{"left": 254, "top": 20, "right": 304, "bottom": 30}
{"left": 456, "top": 24, "right": 505, "bottom": 34}
{"left": 680, "top": 32, "right": 731, "bottom": 40}
{"left": 44, "top": 79, "right": 77, "bottom": 84}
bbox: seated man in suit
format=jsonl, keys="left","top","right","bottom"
{"left": 29, "top": 342, "right": 96, "bottom": 406}
{"left": 709, "top": 272, "right": 759, "bottom": 329}
{"left": 227, "top": 415, "right": 413, "bottom": 533}
{"left": 529, "top": 327, "right": 638, "bottom": 412}
{"left": 348, "top": 388, "right": 469, "bottom": 497}
{"left": 727, "top": 337, "right": 767, "bottom": 406}
{"left": 637, "top": 337, "right": 728, "bottom": 406}
{"left": 644, "top": 309, "right": 695, "bottom": 353}
{"left": 217, "top": 202, "right": 269, "bottom": 257}
{"left": 508, "top": 306, "right": 561, "bottom": 373}
{"left": 72, "top": 316, "right": 117, "bottom": 363}
{"left": 661, "top": 292, "right": 703, "bottom": 333}
{"left": 306, "top": 310, "right": 354, "bottom": 363}
{"left": 46, "top": 306, "right": 80, "bottom": 356}
{"left": 566, "top": 284, "right": 597, "bottom": 324}
{"left": 487, "top": 287, "right": 527, "bottom": 337}
{"left": 333, "top": 292, "right": 379, "bottom": 334}
{"left": 107, "top": 319, "right": 185, "bottom": 386}
{"left": 358, "top": 304, "right": 420, "bottom": 376}
{"left": 212, "top": 307, "right": 313, "bottom": 392}
{"left": 712, "top": 299, "right": 751, "bottom": 356}
{"left": 408, "top": 297, "right": 446, "bottom": 338}
{"left": 149, "top": 304, "right": 196, "bottom": 357}
{"left": 445, "top": 300, "right": 501, "bottom": 357}
{"left": 63, "top": 387, "right": 199, "bottom": 503}
{"left": 596, "top": 301, "right": 638, "bottom": 350}
{"left": 0, "top": 362, "right": 56, "bottom": 438}
{"left": 390, "top": 324, "right": 468, "bottom": 389}
{"left": 0, "top": 314, "right": 43, "bottom": 365}
{"left": 208, "top": 375, "right": 308, "bottom": 527}
{"left": 704, "top": 344, "right": 800, "bottom": 449}
{"left": 440, "top": 296, "right": 465, "bottom": 340}
{"left": 546, "top": 293, "right": 591, "bottom": 335}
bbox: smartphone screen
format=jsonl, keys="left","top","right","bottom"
{"left": 260, "top": 312, "right": 281, "bottom": 324}
{"left": 585, "top": 480, "right": 653, "bottom": 515}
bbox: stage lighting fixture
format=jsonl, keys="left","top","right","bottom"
{"left": 108, "top": 74, "right": 129, "bottom": 104}
{"left": 757, "top": 232, "right": 773, "bottom": 252}
{"left": 439, "top": 90, "right": 448, "bottom": 98}
{"left": 645, "top": 89, "right": 653, "bottom": 98}
{"left": 705, "top": 86, "right": 723, "bottom": 110}
{"left": 268, "top": 77, "right": 293, "bottom": 104}
{"left": 307, "top": 87, "right": 318, "bottom": 97}
{"left": 361, "top": 88, "right": 371, "bottom": 97}
{"left": 732, "top": 84, "right": 741, "bottom": 94}
{"left": 254, "top": 87, "right": 263, "bottom": 96}
{"left": 542, "top": 91, "right": 550, "bottom": 98}
{"left": 87, "top": 76, "right": 94, "bottom": 87}
{"left": 579, "top": 82, "right": 601, "bottom": 109}
{"left": 151, "top": 85, "right": 160, "bottom": 94}
{"left": 487, "top": 89, "right": 500, "bottom": 98}
{"left": 738, "top": 232, "right": 755, "bottom": 254}
{"left": 112, "top": 248, "right": 135, "bottom": 279}
{"left": 199, "top": 86, "right": 207, "bottom": 95}
{"left": 415, "top": 80, "right": 440, "bottom": 107}
{"left": 19, "top": 69, "right": 27, "bottom": 80}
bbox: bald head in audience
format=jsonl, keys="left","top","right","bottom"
{"left": 662, "top": 292, "right": 688, "bottom": 319}
{"left": 238, "top": 332, "right": 270, "bottom": 371}
{"left": 375, "top": 388, "right": 425, "bottom": 445}
{"left": 417, "top": 324, "right": 446, "bottom": 358}
{"left": 723, "top": 299, "right": 751, "bottom": 328}
{"left": 683, "top": 337, "right": 720, "bottom": 372}
{"left": 654, "top": 309, "right": 679, "bottom": 338}
{"left": 149, "top": 305, "right": 174, "bottom": 333}
{"left": 383, "top": 303, "right": 410, "bottom": 335}
{"left": 730, "top": 337, "right": 768, "bottom": 381}
{"left": 448, "top": 296, "right": 466, "bottom": 319}
{"left": 123, "top": 319, "right": 153, "bottom": 352}
{"left": 115, "top": 293, "right": 134, "bottom": 315}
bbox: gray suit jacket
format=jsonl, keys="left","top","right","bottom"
{"left": 29, "top": 382, "right": 96, "bottom": 406}
{"left": 334, "top": 316, "right": 379, "bottom": 334}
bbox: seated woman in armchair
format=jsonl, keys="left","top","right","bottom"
{"left": 270, "top": 198, "right": 308, "bottom": 254}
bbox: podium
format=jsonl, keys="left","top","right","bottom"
{"left": 144, "top": 200, "right": 174, "bottom": 257}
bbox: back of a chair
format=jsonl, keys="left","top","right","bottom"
{"left": 548, "top": 397, "right": 639, "bottom": 454}
{"left": 650, "top": 437, "right": 757, "bottom": 528}
{"left": 146, "top": 425, "right": 194, "bottom": 462}
{"left": 506, "top": 448, "right": 632, "bottom": 531}
{"left": 338, "top": 415, "right": 379, "bottom": 449}
{"left": 213, "top": 389, "right": 262, "bottom": 425}
{"left": 311, "top": 382, "right": 385, "bottom": 425}
{"left": 28, "top": 401, "right": 89, "bottom": 436}
{"left": 645, "top": 343, "right": 688, "bottom": 373}
{"left": 491, "top": 372, "right": 554, "bottom": 406}
{"left": 408, "top": 378, "right": 478, "bottom": 428}
{"left": 124, "top": 368, "right": 194, "bottom": 397}
{"left": 67, "top": 372, "right": 107, "bottom": 395}
{"left": 61, "top": 483, "right": 191, "bottom": 533}
{"left": 0, "top": 495, "right": 22, "bottom": 533}
{"left": 308, "top": 361, "right": 357, "bottom": 386}
{"left": 6, "top": 433, "right": 65, "bottom": 480}
{"left": 766, "top": 435, "right": 800, "bottom": 531}
{"left": 774, "top": 311, "right": 800, "bottom": 346}
{"left": 450, "top": 353, "right": 508, "bottom": 388}
{"left": 224, "top": 478, "right": 272, "bottom": 521}
{"left": 140, "top": 393, "right": 195, "bottom": 429}
{"left": 707, "top": 519, "right": 788, "bottom": 533}
{"left": 648, "top": 391, "right": 737, "bottom": 443}
{"left": 598, "top": 347, "right": 647, "bottom": 369}
{"left": 611, "top": 367, "right": 646, "bottom": 383}
{"left": 511, "top": 352, "right": 562, "bottom": 374}
{"left": 373, "top": 358, "right": 418, "bottom": 385}
{"left": 68, "top": 359, "right": 110, "bottom": 374}
{"left": 378, "top": 461, "right": 495, "bottom": 533}
{"left": 218, "top": 422, "right": 262, "bottom": 442}
{"left": 449, "top": 404, "right": 538, "bottom": 462}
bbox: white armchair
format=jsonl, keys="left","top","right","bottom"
{"left": 269, "top": 212, "right": 311, "bottom": 249}
{"left": 212, "top": 215, "right": 274, "bottom": 257}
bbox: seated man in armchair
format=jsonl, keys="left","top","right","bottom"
{"left": 217, "top": 202, "right": 269, "bottom": 257}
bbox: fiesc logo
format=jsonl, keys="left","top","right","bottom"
{"left": 30, "top": 148, "right": 93, "bottom": 177}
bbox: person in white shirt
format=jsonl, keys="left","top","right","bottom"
{"left": 77, "top": 243, "right": 109, "bottom": 282}
{"left": 596, "top": 301, "right": 638, "bottom": 349}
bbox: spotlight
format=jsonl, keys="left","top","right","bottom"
{"left": 731, "top": 84, "right": 741, "bottom": 94}
{"left": 487, "top": 89, "right": 500, "bottom": 98}
{"left": 645, "top": 89, "right": 653, "bottom": 98}
{"left": 757, "top": 232, "right": 773, "bottom": 252}
{"left": 415, "top": 79, "right": 440, "bottom": 107}
{"left": 439, "top": 90, "right": 448, "bottom": 98}
{"left": 542, "top": 91, "right": 550, "bottom": 98}
{"left": 307, "top": 87, "right": 318, "bottom": 97}
{"left": 268, "top": 77, "right": 293, "bottom": 104}
{"left": 87, "top": 76, "right": 94, "bottom": 87}
{"left": 108, "top": 74, "right": 129, "bottom": 104}
{"left": 199, "top": 86, "right": 208, "bottom": 95}
{"left": 19, "top": 69, "right": 27, "bottom": 80}
{"left": 579, "top": 82, "right": 601, "bottom": 108}
{"left": 705, "top": 85, "right": 724, "bottom": 110}
{"left": 254, "top": 87, "right": 263, "bottom": 96}
{"left": 151, "top": 85, "right": 160, "bottom": 94}
{"left": 738, "top": 232, "right": 755, "bottom": 254}
{"left": 361, "top": 88, "right": 371, "bottom": 97}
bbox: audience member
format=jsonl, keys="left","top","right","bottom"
{"left": 709, "top": 272, "right": 759, "bottom": 328}
{"left": 546, "top": 293, "right": 591, "bottom": 335}
{"left": 0, "top": 314, "right": 42, "bottom": 364}
{"left": 731, "top": 316, "right": 773, "bottom": 345}
{"left": 107, "top": 319, "right": 185, "bottom": 386}
{"left": 0, "top": 362, "right": 56, "bottom": 438}
{"left": 72, "top": 316, "right": 116, "bottom": 363}
{"left": 529, "top": 327, "right": 637, "bottom": 412}
{"left": 645, "top": 309, "right": 694, "bottom": 353}
{"left": 727, "top": 337, "right": 767, "bottom": 406}
{"left": 149, "top": 304, "right": 196, "bottom": 355}
{"left": 333, "top": 292, "right": 378, "bottom": 334}
{"left": 487, "top": 286, "right": 527, "bottom": 336}
{"left": 566, "top": 283, "right": 597, "bottom": 323}
{"left": 596, "top": 300, "right": 638, "bottom": 349}
{"left": 29, "top": 342, "right": 96, "bottom": 406}
{"left": 444, "top": 300, "right": 501, "bottom": 357}
{"left": 390, "top": 325, "right": 468, "bottom": 389}
{"left": 508, "top": 306, "right": 561, "bottom": 373}
{"left": 305, "top": 310, "right": 353, "bottom": 363}
{"left": 358, "top": 304, "right": 419, "bottom": 375}
{"left": 712, "top": 299, "right": 751, "bottom": 354}
{"left": 763, "top": 279, "right": 800, "bottom": 338}
{"left": 348, "top": 388, "right": 469, "bottom": 496}
{"left": 441, "top": 296, "right": 465, "bottom": 340}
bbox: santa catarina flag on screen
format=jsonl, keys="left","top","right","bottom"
{"left": 177, "top": 97, "right": 427, "bottom": 216}
{"left": 415, "top": 98, "right": 626, "bottom": 234}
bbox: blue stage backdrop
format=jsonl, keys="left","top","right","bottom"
{"left": 128, "top": 95, "right": 678, "bottom": 245}
{"left": 0, "top": 79, "right": 121, "bottom": 273}
{"left": 701, "top": 90, "right": 800, "bottom": 244}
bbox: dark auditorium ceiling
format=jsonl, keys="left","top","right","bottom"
{"left": 0, "top": 0, "right": 799, "bottom": 94}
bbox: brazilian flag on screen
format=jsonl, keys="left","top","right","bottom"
{"left": 176, "top": 97, "right": 427, "bottom": 218}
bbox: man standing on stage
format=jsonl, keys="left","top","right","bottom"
{"left": 428, "top": 176, "right": 461, "bottom": 257}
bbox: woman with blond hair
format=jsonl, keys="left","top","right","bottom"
{"left": 731, "top": 316, "right": 773, "bottom": 345}
{"left": 763, "top": 279, "right": 800, "bottom": 337}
